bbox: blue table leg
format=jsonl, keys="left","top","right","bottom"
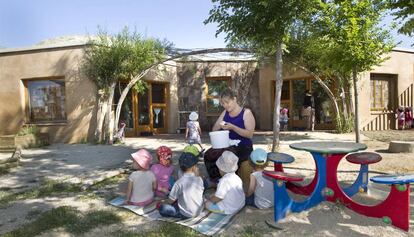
{"left": 272, "top": 152, "right": 327, "bottom": 221}
{"left": 342, "top": 164, "right": 368, "bottom": 196}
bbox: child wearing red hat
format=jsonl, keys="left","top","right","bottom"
{"left": 151, "top": 146, "right": 175, "bottom": 197}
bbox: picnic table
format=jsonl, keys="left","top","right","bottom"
{"left": 265, "top": 141, "right": 368, "bottom": 221}
{"left": 265, "top": 141, "right": 414, "bottom": 231}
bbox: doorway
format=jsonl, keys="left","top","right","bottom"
{"left": 136, "top": 82, "right": 168, "bottom": 135}
{"left": 272, "top": 78, "right": 335, "bottom": 130}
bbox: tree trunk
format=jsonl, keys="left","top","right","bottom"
{"left": 348, "top": 79, "right": 355, "bottom": 117}
{"left": 105, "top": 81, "right": 117, "bottom": 144}
{"left": 95, "top": 92, "right": 107, "bottom": 143}
{"left": 340, "top": 86, "right": 348, "bottom": 119}
{"left": 352, "top": 68, "right": 361, "bottom": 143}
{"left": 272, "top": 43, "right": 283, "bottom": 152}
{"left": 114, "top": 48, "right": 252, "bottom": 131}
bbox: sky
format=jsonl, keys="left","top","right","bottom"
{"left": 0, "top": 0, "right": 412, "bottom": 49}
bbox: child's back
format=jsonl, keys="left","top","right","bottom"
{"left": 187, "top": 120, "right": 201, "bottom": 140}
{"left": 129, "top": 170, "right": 156, "bottom": 203}
{"left": 159, "top": 152, "right": 204, "bottom": 219}
{"left": 152, "top": 146, "right": 174, "bottom": 197}
{"left": 170, "top": 171, "right": 204, "bottom": 217}
{"left": 251, "top": 170, "right": 274, "bottom": 209}
{"left": 216, "top": 172, "right": 245, "bottom": 214}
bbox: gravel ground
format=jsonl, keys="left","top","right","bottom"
{"left": 1, "top": 130, "right": 414, "bottom": 236}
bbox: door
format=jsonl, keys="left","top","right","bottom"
{"left": 136, "top": 82, "right": 168, "bottom": 135}
{"left": 291, "top": 79, "right": 308, "bottom": 129}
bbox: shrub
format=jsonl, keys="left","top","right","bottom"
{"left": 17, "top": 124, "right": 38, "bottom": 136}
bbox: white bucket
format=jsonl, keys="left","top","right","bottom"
{"left": 209, "top": 130, "right": 230, "bottom": 149}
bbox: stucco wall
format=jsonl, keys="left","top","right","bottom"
{"left": 177, "top": 61, "right": 260, "bottom": 131}
{"left": 258, "top": 50, "right": 414, "bottom": 131}
{"left": 0, "top": 46, "right": 98, "bottom": 143}
{"left": 359, "top": 50, "right": 414, "bottom": 130}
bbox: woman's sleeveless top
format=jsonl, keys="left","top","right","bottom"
{"left": 223, "top": 108, "right": 253, "bottom": 146}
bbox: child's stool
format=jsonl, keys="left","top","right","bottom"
{"left": 344, "top": 152, "right": 382, "bottom": 196}
{"left": 267, "top": 152, "right": 295, "bottom": 172}
{"left": 368, "top": 174, "right": 414, "bottom": 231}
{"left": 263, "top": 171, "right": 304, "bottom": 222}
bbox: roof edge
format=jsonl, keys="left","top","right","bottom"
{"left": 0, "top": 42, "right": 89, "bottom": 55}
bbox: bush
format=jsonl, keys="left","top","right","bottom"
{"left": 335, "top": 114, "right": 354, "bottom": 133}
{"left": 17, "top": 124, "right": 38, "bottom": 136}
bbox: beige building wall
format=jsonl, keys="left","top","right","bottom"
{"left": 0, "top": 45, "right": 98, "bottom": 143}
{"left": 359, "top": 50, "right": 414, "bottom": 130}
{"left": 258, "top": 49, "right": 414, "bottom": 131}
{"left": 1, "top": 45, "right": 412, "bottom": 144}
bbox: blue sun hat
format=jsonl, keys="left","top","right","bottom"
{"left": 250, "top": 148, "right": 268, "bottom": 165}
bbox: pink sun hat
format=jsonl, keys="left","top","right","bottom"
{"left": 131, "top": 149, "right": 153, "bottom": 170}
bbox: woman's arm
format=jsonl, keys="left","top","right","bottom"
{"left": 212, "top": 110, "right": 226, "bottom": 131}
{"left": 221, "top": 108, "right": 255, "bottom": 139}
{"left": 245, "top": 174, "right": 256, "bottom": 197}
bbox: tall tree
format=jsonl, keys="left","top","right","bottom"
{"left": 205, "top": 0, "right": 319, "bottom": 151}
{"left": 316, "top": 0, "right": 393, "bottom": 142}
{"left": 82, "top": 28, "right": 168, "bottom": 143}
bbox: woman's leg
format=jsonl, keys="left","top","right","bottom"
{"left": 235, "top": 145, "right": 254, "bottom": 192}
{"left": 238, "top": 160, "right": 254, "bottom": 192}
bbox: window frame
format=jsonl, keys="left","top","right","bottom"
{"left": 23, "top": 77, "right": 67, "bottom": 124}
{"left": 370, "top": 74, "right": 396, "bottom": 112}
{"left": 205, "top": 76, "right": 231, "bottom": 116}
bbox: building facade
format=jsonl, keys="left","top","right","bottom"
{"left": 1, "top": 43, "right": 413, "bottom": 143}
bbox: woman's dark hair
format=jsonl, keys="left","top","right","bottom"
{"left": 220, "top": 88, "right": 236, "bottom": 100}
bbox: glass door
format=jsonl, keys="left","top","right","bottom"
{"left": 136, "top": 82, "right": 168, "bottom": 135}
{"left": 291, "top": 79, "right": 307, "bottom": 130}
{"left": 151, "top": 83, "right": 168, "bottom": 134}
{"left": 311, "top": 79, "right": 335, "bottom": 130}
{"left": 137, "top": 88, "right": 151, "bottom": 134}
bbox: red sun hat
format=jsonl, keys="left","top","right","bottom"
{"left": 156, "top": 146, "right": 172, "bottom": 159}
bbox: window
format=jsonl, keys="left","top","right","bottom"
{"left": 206, "top": 77, "right": 230, "bottom": 114}
{"left": 26, "top": 79, "right": 66, "bottom": 122}
{"left": 370, "top": 74, "right": 396, "bottom": 111}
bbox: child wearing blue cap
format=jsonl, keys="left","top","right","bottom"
{"left": 158, "top": 152, "right": 204, "bottom": 219}
{"left": 245, "top": 148, "right": 274, "bottom": 209}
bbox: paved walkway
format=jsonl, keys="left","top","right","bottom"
{"left": 0, "top": 131, "right": 365, "bottom": 192}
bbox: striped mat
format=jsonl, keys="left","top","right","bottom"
{"left": 109, "top": 196, "right": 238, "bottom": 236}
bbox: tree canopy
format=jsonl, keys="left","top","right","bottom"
{"left": 81, "top": 27, "right": 171, "bottom": 143}
{"left": 389, "top": 0, "right": 414, "bottom": 36}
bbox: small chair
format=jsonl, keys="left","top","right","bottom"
{"left": 263, "top": 171, "right": 305, "bottom": 222}
{"left": 267, "top": 152, "right": 295, "bottom": 172}
{"left": 344, "top": 152, "right": 382, "bottom": 196}
{"left": 367, "top": 174, "right": 414, "bottom": 231}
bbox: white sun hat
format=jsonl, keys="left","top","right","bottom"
{"left": 189, "top": 111, "right": 199, "bottom": 121}
{"left": 216, "top": 151, "right": 239, "bottom": 173}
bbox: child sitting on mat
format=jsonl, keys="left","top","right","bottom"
{"left": 245, "top": 148, "right": 274, "bottom": 209}
{"left": 151, "top": 146, "right": 175, "bottom": 197}
{"left": 125, "top": 149, "right": 156, "bottom": 206}
{"left": 205, "top": 151, "right": 245, "bottom": 214}
{"left": 158, "top": 152, "right": 204, "bottom": 219}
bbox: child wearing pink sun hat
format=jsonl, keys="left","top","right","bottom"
{"left": 125, "top": 149, "right": 156, "bottom": 206}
